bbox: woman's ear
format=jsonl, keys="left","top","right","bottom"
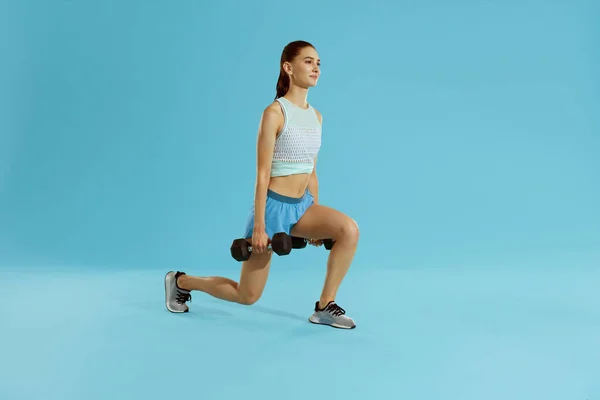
{"left": 283, "top": 61, "right": 293, "bottom": 75}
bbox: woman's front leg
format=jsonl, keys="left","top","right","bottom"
{"left": 290, "top": 204, "right": 360, "bottom": 328}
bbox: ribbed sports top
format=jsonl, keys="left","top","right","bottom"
{"left": 270, "top": 97, "right": 322, "bottom": 177}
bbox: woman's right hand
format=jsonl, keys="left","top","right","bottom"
{"left": 252, "top": 227, "right": 270, "bottom": 255}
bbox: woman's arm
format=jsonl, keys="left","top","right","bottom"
{"left": 308, "top": 108, "right": 323, "bottom": 204}
{"left": 253, "top": 103, "right": 284, "bottom": 230}
{"left": 308, "top": 156, "right": 319, "bottom": 204}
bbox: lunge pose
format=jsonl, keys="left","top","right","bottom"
{"left": 164, "top": 40, "right": 359, "bottom": 329}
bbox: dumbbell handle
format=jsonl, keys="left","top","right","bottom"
{"left": 246, "top": 244, "right": 273, "bottom": 251}
{"left": 241, "top": 239, "right": 280, "bottom": 253}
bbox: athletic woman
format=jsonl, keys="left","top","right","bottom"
{"left": 164, "top": 40, "right": 359, "bottom": 329}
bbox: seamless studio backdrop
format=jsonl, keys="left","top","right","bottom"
{"left": 1, "top": 1, "right": 599, "bottom": 400}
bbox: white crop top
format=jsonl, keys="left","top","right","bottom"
{"left": 271, "top": 97, "right": 322, "bottom": 177}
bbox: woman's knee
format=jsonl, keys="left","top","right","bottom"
{"left": 337, "top": 217, "right": 360, "bottom": 245}
{"left": 238, "top": 292, "right": 261, "bottom": 305}
{"left": 237, "top": 252, "right": 271, "bottom": 305}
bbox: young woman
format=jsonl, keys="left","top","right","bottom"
{"left": 164, "top": 40, "right": 359, "bottom": 329}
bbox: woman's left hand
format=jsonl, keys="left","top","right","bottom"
{"left": 308, "top": 238, "right": 323, "bottom": 247}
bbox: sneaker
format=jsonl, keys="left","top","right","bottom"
{"left": 308, "top": 301, "right": 356, "bottom": 329}
{"left": 164, "top": 271, "right": 192, "bottom": 313}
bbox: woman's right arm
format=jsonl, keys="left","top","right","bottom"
{"left": 253, "top": 103, "right": 283, "bottom": 233}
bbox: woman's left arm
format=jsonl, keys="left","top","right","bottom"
{"left": 308, "top": 109, "right": 322, "bottom": 204}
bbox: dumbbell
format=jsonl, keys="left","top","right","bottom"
{"left": 292, "top": 236, "right": 308, "bottom": 249}
{"left": 291, "top": 237, "right": 336, "bottom": 250}
{"left": 323, "top": 239, "right": 335, "bottom": 250}
{"left": 230, "top": 232, "right": 293, "bottom": 262}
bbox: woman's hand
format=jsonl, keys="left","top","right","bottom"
{"left": 252, "top": 227, "right": 270, "bottom": 255}
{"left": 308, "top": 238, "right": 323, "bottom": 247}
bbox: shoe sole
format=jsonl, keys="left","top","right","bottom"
{"left": 308, "top": 315, "right": 356, "bottom": 329}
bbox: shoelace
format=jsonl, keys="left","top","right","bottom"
{"left": 324, "top": 302, "right": 345, "bottom": 317}
{"left": 176, "top": 290, "right": 192, "bottom": 305}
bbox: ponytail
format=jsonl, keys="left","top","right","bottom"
{"left": 275, "top": 69, "right": 290, "bottom": 100}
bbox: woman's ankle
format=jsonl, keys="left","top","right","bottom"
{"left": 177, "top": 274, "right": 196, "bottom": 291}
{"left": 318, "top": 298, "right": 335, "bottom": 310}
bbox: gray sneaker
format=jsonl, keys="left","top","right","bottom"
{"left": 164, "top": 271, "right": 191, "bottom": 313}
{"left": 308, "top": 301, "right": 356, "bottom": 329}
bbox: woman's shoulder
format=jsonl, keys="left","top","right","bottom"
{"left": 265, "top": 99, "right": 284, "bottom": 112}
{"left": 262, "top": 100, "right": 285, "bottom": 121}
{"left": 257, "top": 101, "right": 285, "bottom": 135}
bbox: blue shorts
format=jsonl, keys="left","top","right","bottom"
{"left": 243, "top": 189, "right": 315, "bottom": 239}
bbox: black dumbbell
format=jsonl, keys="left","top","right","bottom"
{"left": 323, "top": 239, "right": 335, "bottom": 250}
{"left": 291, "top": 236, "right": 307, "bottom": 249}
{"left": 290, "top": 237, "right": 336, "bottom": 250}
{"left": 230, "top": 232, "right": 293, "bottom": 262}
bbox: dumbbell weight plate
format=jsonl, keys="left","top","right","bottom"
{"left": 230, "top": 238, "right": 252, "bottom": 262}
{"left": 271, "top": 232, "right": 293, "bottom": 256}
{"left": 291, "top": 236, "right": 307, "bottom": 249}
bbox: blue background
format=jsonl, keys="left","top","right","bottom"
{"left": 1, "top": 1, "right": 599, "bottom": 399}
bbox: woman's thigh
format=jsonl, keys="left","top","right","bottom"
{"left": 290, "top": 204, "right": 359, "bottom": 242}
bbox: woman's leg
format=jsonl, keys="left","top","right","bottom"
{"left": 290, "top": 204, "right": 359, "bottom": 327}
{"left": 164, "top": 249, "right": 272, "bottom": 313}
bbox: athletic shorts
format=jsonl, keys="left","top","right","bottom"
{"left": 243, "top": 189, "right": 314, "bottom": 239}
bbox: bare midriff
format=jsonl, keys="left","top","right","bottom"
{"left": 268, "top": 173, "right": 311, "bottom": 198}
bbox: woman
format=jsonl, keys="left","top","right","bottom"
{"left": 164, "top": 40, "right": 359, "bottom": 329}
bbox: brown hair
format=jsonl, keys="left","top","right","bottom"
{"left": 275, "top": 40, "right": 315, "bottom": 100}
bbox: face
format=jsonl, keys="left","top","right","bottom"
{"left": 285, "top": 46, "right": 321, "bottom": 88}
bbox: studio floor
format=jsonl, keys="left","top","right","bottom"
{"left": 1, "top": 260, "right": 598, "bottom": 400}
